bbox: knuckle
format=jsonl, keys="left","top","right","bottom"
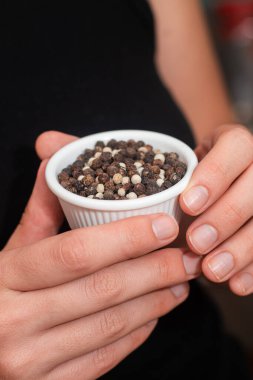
{"left": 92, "top": 345, "right": 117, "bottom": 376}
{"left": 154, "top": 292, "right": 173, "bottom": 314}
{"left": 98, "top": 308, "right": 126, "bottom": 340}
{"left": 230, "top": 126, "right": 252, "bottom": 142}
{"left": 223, "top": 199, "right": 246, "bottom": 224}
{"left": 57, "top": 232, "right": 91, "bottom": 272}
{"left": 85, "top": 269, "right": 124, "bottom": 300}
{"left": 0, "top": 350, "right": 30, "bottom": 380}
{"left": 120, "top": 222, "right": 145, "bottom": 258}
{"left": 227, "top": 127, "right": 253, "bottom": 156}
{"left": 156, "top": 257, "right": 172, "bottom": 284}
{"left": 124, "top": 224, "right": 141, "bottom": 249}
{"left": 129, "top": 326, "right": 151, "bottom": 348}
{"left": 0, "top": 302, "right": 28, "bottom": 342}
{"left": 154, "top": 252, "right": 181, "bottom": 286}
{"left": 205, "top": 159, "right": 229, "bottom": 182}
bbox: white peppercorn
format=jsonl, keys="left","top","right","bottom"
{"left": 131, "top": 174, "right": 142, "bottom": 184}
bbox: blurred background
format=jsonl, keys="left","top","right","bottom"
{"left": 204, "top": 0, "right": 253, "bottom": 127}
{"left": 202, "top": 0, "right": 253, "bottom": 372}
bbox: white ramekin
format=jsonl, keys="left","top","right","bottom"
{"left": 45, "top": 130, "right": 198, "bottom": 229}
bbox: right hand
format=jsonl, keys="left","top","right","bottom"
{"left": 0, "top": 132, "right": 201, "bottom": 380}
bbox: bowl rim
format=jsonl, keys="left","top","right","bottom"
{"left": 45, "top": 130, "right": 198, "bottom": 211}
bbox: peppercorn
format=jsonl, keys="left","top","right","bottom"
{"left": 72, "top": 160, "right": 84, "bottom": 169}
{"left": 163, "top": 180, "right": 173, "bottom": 189}
{"left": 90, "top": 158, "right": 103, "bottom": 170}
{"left": 107, "top": 165, "right": 119, "bottom": 177}
{"left": 96, "top": 168, "right": 104, "bottom": 176}
{"left": 124, "top": 157, "right": 135, "bottom": 166}
{"left": 60, "top": 179, "right": 71, "bottom": 188}
{"left": 76, "top": 154, "right": 86, "bottom": 162}
{"left": 113, "top": 173, "right": 123, "bottom": 184}
{"left": 104, "top": 181, "right": 116, "bottom": 192}
{"left": 62, "top": 165, "right": 72, "bottom": 176}
{"left": 107, "top": 139, "right": 118, "bottom": 149}
{"left": 100, "top": 152, "right": 112, "bottom": 162}
{"left": 83, "top": 149, "right": 94, "bottom": 162}
{"left": 95, "top": 140, "right": 105, "bottom": 149}
{"left": 98, "top": 172, "right": 110, "bottom": 184}
{"left": 165, "top": 167, "right": 175, "bottom": 178}
{"left": 58, "top": 171, "right": 69, "bottom": 182}
{"left": 66, "top": 185, "right": 78, "bottom": 194}
{"left": 96, "top": 183, "right": 105, "bottom": 193}
{"left": 167, "top": 152, "right": 179, "bottom": 160}
{"left": 103, "top": 190, "right": 115, "bottom": 200}
{"left": 82, "top": 168, "right": 95, "bottom": 176}
{"left": 136, "top": 140, "right": 145, "bottom": 148}
{"left": 126, "top": 192, "right": 137, "bottom": 199}
{"left": 122, "top": 182, "right": 132, "bottom": 192}
{"left": 126, "top": 147, "right": 137, "bottom": 159}
{"left": 118, "top": 188, "right": 126, "bottom": 197}
{"left": 117, "top": 140, "right": 128, "bottom": 149}
{"left": 83, "top": 174, "right": 94, "bottom": 186}
{"left": 175, "top": 166, "right": 186, "bottom": 177}
{"left": 85, "top": 184, "right": 97, "bottom": 196}
{"left": 150, "top": 165, "right": 160, "bottom": 174}
{"left": 72, "top": 169, "right": 83, "bottom": 179}
{"left": 75, "top": 181, "right": 85, "bottom": 192}
{"left": 102, "top": 162, "right": 110, "bottom": 171}
{"left": 169, "top": 173, "right": 181, "bottom": 184}
{"left": 156, "top": 178, "right": 164, "bottom": 187}
{"left": 131, "top": 174, "right": 142, "bottom": 184}
{"left": 118, "top": 167, "right": 126, "bottom": 176}
{"left": 58, "top": 138, "right": 187, "bottom": 200}
{"left": 144, "top": 152, "right": 155, "bottom": 163}
{"left": 134, "top": 183, "right": 145, "bottom": 195}
{"left": 146, "top": 183, "right": 159, "bottom": 195}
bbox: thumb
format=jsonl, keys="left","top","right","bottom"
{"left": 4, "top": 160, "right": 63, "bottom": 251}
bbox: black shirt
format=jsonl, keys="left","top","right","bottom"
{"left": 1, "top": 1, "right": 251, "bottom": 378}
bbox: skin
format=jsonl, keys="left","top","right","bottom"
{"left": 149, "top": 0, "right": 236, "bottom": 143}
{"left": 0, "top": 133, "right": 201, "bottom": 379}
{"left": 1, "top": 1, "right": 253, "bottom": 378}
{"left": 148, "top": 1, "right": 253, "bottom": 294}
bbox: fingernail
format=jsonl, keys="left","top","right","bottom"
{"left": 183, "top": 252, "right": 202, "bottom": 275}
{"left": 207, "top": 252, "right": 234, "bottom": 280}
{"left": 189, "top": 224, "right": 218, "bottom": 253}
{"left": 170, "top": 283, "right": 189, "bottom": 298}
{"left": 237, "top": 273, "right": 253, "bottom": 294}
{"left": 152, "top": 216, "right": 178, "bottom": 241}
{"left": 183, "top": 186, "right": 209, "bottom": 212}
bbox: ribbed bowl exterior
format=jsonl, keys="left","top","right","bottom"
{"left": 46, "top": 130, "right": 198, "bottom": 229}
{"left": 59, "top": 197, "right": 182, "bottom": 229}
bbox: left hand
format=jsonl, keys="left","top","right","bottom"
{"left": 180, "top": 125, "right": 253, "bottom": 296}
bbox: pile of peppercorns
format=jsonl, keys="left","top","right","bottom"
{"left": 58, "top": 139, "right": 187, "bottom": 200}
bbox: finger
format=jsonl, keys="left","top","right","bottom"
{"left": 229, "top": 264, "right": 253, "bottom": 296}
{"left": 0, "top": 214, "right": 179, "bottom": 290}
{"left": 35, "top": 130, "right": 77, "bottom": 160}
{"left": 4, "top": 160, "right": 64, "bottom": 251}
{"left": 47, "top": 321, "right": 158, "bottom": 380}
{"left": 31, "top": 249, "right": 201, "bottom": 329}
{"left": 39, "top": 285, "right": 189, "bottom": 367}
{"left": 186, "top": 164, "right": 253, "bottom": 254}
{"left": 201, "top": 218, "right": 253, "bottom": 283}
{"left": 180, "top": 127, "right": 253, "bottom": 216}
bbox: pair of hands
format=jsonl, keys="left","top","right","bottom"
{"left": 1, "top": 125, "right": 252, "bottom": 379}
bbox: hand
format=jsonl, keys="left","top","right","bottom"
{"left": 0, "top": 132, "right": 201, "bottom": 380}
{"left": 180, "top": 125, "right": 253, "bottom": 296}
